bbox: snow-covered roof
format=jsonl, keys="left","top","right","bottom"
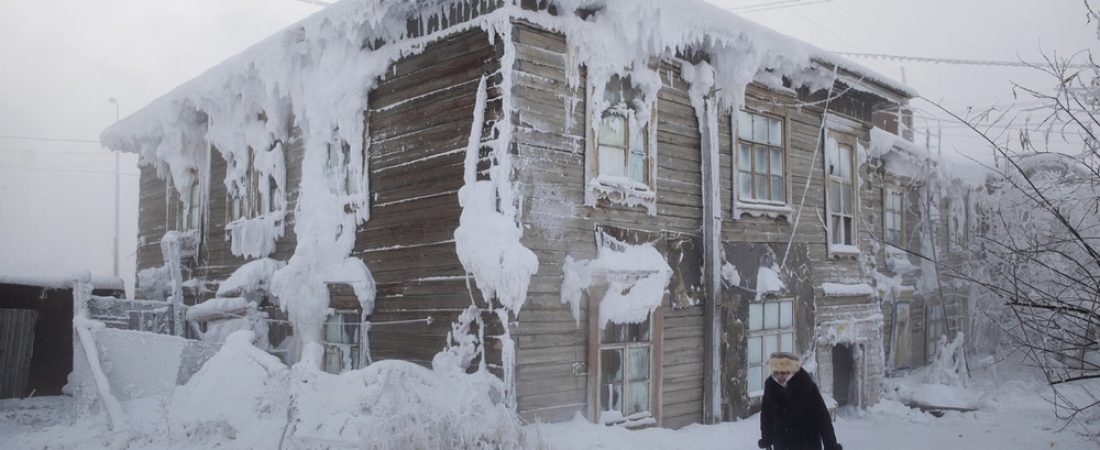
{"left": 0, "top": 273, "right": 124, "bottom": 291}
{"left": 101, "top": 0, "right": 914, "bottom": 158}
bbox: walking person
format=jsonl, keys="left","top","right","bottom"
{"left": 758, "top": 352, "right": 843, "bottom": 450}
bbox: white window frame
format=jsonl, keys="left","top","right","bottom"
{"left": 736, "top": 110, "right": 788, "bottom": 205}
{"left": 826, "top": 131, "right": 859, "bottom": 255}
{"left": 884, "top": 187, "right": 904, "bottom": 247}
{"left": 585, "top": 74, "right": 658, "bottom": 211}
{"left": 747, "top": 298, "right": 795, "bottom": 397}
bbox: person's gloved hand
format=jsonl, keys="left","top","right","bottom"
{"left": 757, "top": 438, "right": 771, "bottom": 449}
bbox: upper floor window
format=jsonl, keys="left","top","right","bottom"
{"left": 179, "top": 177, "right": 202, "bottom": 231}
{"left": 884, "top": 188, "right": 904, "bottom": 247}
{"left": 827, "top": 139, "right": 856, "bottom": 248}
{"left": 737, "top": 111, "right": 785, "bottom": 204}
{"left": 594, "top": 76, "right": 651, "bottom": 187}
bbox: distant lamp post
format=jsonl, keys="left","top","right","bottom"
{"left": 108, "top": 97, "right": 120, "bottom": 279}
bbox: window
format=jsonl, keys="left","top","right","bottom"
{"left": 598, "top": 76, "right": 646, "bottom": 184}
{"left": 737, "top": 111, "right": 785, "bottom": 203}
{"left": 884, "top": 188, "right": 904, "bottom": 247}
{"left": 327, "top": 139, "right": 359, "bottom": 196}
{"left": 747, "top": 299, "right": 794, "bottom": 395}
{"left": 827, "top": 140, "right": 856, "bottom": 247}
{"left": 926, "top": 304, "right": 945, "bottom": 364}
{"left": 179, "top": 179, "right": 202, "bottom": 231}
{"left": 598, "top": 316, "right": 653, "bottom": 425}
{"left": 322, "top": 309, "right": 362, "bottom": 374}
{"left": 228, "top": 151, "right": 251, "bottom": 222}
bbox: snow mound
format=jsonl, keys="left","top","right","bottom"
{"left": 168, "top": 330, "right": 289, "bottom": 447}
{"left": 289, "top": 359, "right": 523, "bottom": 449}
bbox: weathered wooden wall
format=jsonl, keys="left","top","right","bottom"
{"left": 359, "top": 27, "right": 505, "bottom": 368}
{"left": 510, "top": 22, "right": 706, "bottom": 428}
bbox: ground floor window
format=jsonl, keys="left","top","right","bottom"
{"left": 322, "top": 309, "right": 362, "bottom": 374}
{"left": 747, "top": 299, "right": 794, "bottom": 395}
{"left": 926, "top": 304, "right": 945, "bottom": 363}
{"left": 598, "top": 317, "right": 653, "bottom": 425}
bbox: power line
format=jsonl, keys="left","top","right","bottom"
{"left": 835, "top": 52, "right": 1094, "bottom": 69}
{"left": 0, "top": 165, "right": 139, "bottom": 177}
{"left": 0, "top": 135, "right": 101, "bottom": 145}
{"left": 728, "top": 0, "right": 834, "bottom": 13}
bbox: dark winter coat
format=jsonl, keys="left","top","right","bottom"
{"left": 759, "top": 369, "right": 840, "bottom": 450}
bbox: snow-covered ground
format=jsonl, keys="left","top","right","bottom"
{"left": 3, "top": 375, "right": 1096, "bottom": 449}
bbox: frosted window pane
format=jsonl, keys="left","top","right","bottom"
{"left": 748, "top": 366, "right": 763, "bottom": 393}
{"left": 829, "top": 182, "right": 841, "bottom": 214}
{"left": 628, "top": 347, "right": 650, "bottom": 383}
{"left": 779, "top": 301, "right": 793, "bottom": 328}
{"left": 628, "top": 148, "right": 646, "bottom": 183}
{"left": 764, "top": 302, "right": 780, "bottom": 329}
{"left": 755, "top": 174, "right": 768, "bottom": 202}
{"left": 764, "top": 334, "right": 779, "bottom": 360}
{"left": 738, "top": 111, "right": 752, "bottom": 140}
{"left": 839, "top": 145, "right": 852, "bottom": 178}
{"left": 598, "top": 145, "right": 626, "bottom": 177}
{"left": 755, "top": 147, "right": 769, "bottom": 175}
{"left": 749, "top": 304, "right": 763, "bottom": 331}
{"left": 754, "top": 114, "right": 768, "bottom": 143}
{"left": 770, "top": 148, "right": 783, "bottom": 175}
{"left": 748, "top": 336, "right": 762, "bottom": 364}
{"left": 768, "top": 117, "right": 782, "bottom": 146}
{"left": 602, "top": 383, "right": 623, "bottom": 414}
{"left": 842, "top": 184, "right": 853, "bottom": 214}
{"left": 599, "top": 116, "right": 626, "bottom": 147}
{"left": 781, "top": 333, "right": 794, "bottom": 353}
{"left": 771, "top": 176, "right": 784, "bottom": 202}
{"left": 627, "top": 381, "right": 650, "bottom": 415}
{"left": 602, "top": 349, "right": 624, "bottom": 384}
{"left": 324, "top": 315, "right": 343, "bottom": 342}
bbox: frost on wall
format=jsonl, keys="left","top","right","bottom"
{"left": 101, "top": 0, "right": 914, "bottom": 374}
{"left": 561, "top": 240, "right": 672, "bottom": 330}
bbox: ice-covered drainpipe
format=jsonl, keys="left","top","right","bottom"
{"left": 701, "top": 96, "right": 722, "bottom": 423}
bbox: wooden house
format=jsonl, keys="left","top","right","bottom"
{"left": 102, "top": 0, "right": 922, "bottom": 428}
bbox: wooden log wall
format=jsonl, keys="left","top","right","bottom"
{"left": 510, "top": 22, "right": 706, "bottom": 428}
{"left": 358, "top": 28, "right": 506, "bottom": 369}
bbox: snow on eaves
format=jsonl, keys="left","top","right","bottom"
{"left": 101, "top": 0, "right": 913, "bottom": 160}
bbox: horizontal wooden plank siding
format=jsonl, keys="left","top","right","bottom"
{"left": 360, "top": 27, "right": 504, "bottom": 368}
{"left": 510, "top": 22, "right": 707, "bottom": 427}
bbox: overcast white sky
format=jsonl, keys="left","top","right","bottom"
{"left": 0, "top": 0, "right": 1094, "bottom": 295}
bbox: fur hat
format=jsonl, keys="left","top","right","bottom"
{"left": 768, "top": 351, "right": 801, "bottom": 373}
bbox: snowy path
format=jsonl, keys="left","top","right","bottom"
{"left": 2, "top": 393, "right": 1096, "bottom": 449}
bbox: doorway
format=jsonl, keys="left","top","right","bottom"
{"left": 832, "top": 344, "right": 856, "bottom": 407}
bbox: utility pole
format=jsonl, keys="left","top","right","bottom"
{"left": 108, "top": 98, "right": 120, "bottom": 279}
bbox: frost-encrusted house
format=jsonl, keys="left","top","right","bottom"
{"left": 102, "top": 0, "right": 920, "bottom": 427}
